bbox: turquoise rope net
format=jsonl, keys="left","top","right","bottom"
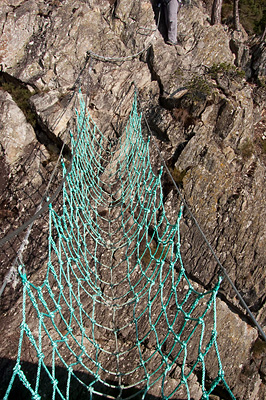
{"left": 4, "top": 92, "right": 236, "bottom": 400}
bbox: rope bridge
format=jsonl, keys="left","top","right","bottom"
{"left": 3, "top": 92, "right": 235, "bottom": 400}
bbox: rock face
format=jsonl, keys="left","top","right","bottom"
{"left": 0, "top": 0, "right": 266, "bottom": 399}
{"left": 252, "top": 41, "right": 266, "bottom": 80}
{"left": 0, "top": 91, "right": 36, "bottom": 166}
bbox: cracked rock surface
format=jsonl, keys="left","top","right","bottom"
{"left": 0, "top": 0, "right": 266, "bottom": 399}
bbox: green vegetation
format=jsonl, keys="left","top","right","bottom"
{"left": 173, "top": 67, "right": 184, "bottom": 78}
{"left": 239, "top": 138, "right": 255, "bottom": 159}
{"left": 186, "top": 75, "right": 213, "bottom": 102}
{"left": 261, "top": 139, "right": 266, "bottom": 154}
{"left": 252, "top": 338, "right": 266, "bottom": 358}
{"left": 209, "top": 62, "right": 245, "bottom": 80}
{"left": 169, "top": 167, "right": 188, "bottom": 186}
{"left": 258, "top": 76, "right": 266, "bottom": 88}
{"left": 0, "top": 75, "right": 37, "bottom": 128}
{"left": 222, "top": 0, "right": 266, "bottom": 35}
{"left": 140, "top": 240, "right": 171, "bottom": 266}
{"left": 257, "top": 137, "right": 266, "bottom": 155}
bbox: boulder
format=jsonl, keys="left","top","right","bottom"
{"left": 0, "top": 90, "right": 35, "bottom": 166}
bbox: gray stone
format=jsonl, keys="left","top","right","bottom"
{"left": 1, "top": 1, "right": 266, "bottom": 399}
{"left": 252, "top": 41, "right": 266, "bottom": 79}
{"left": 0, "top": 90, "right": 35, "bottom": 166}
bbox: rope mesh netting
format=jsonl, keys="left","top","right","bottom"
{"left": 4, "top": 92, "right": 235, "bottom": 400}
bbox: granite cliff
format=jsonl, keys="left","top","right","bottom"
{"left": 0, "top": 0, "right": 266, "bottom": 399}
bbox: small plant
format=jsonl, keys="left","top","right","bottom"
{"left": 252, "top": 338, "right": 266, "bottom": 359}
{"left": 239, "top": 138, "right": 254, "bottom": 159}
{"left": 140, "top": 240, "right": 171, "bottom": 266}
{"left": 169, "top": 167, "right": 187, "bottom": 186}
{"left": 257, "top": 136, "right": 266, "bottom": 155}
{"left": 209, "top": 62, "right": 245, "bottom": 80}
{"left": 173, "top": 67, "right": 184, "bottom": 78}
{"left": 261, "top": 140, "right": 266, "bottom": 154}
{"left": 0, "top": 77, "right": 37, "bottom": 127}
{"left": 209, "top": 62, "right": 232, "bottom": 75}
{"left": 258, "top": 76, "right": 266, "bottom": 88}
{"left": 186, "top": 75, "right": 212, "bottom": 102}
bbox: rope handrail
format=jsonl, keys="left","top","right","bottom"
{"left": 135, "top": 85, "right": 266, "bottom": 342}
{"left": 3, "top": 89, "right": 237, "bottom": 400}
{"left": 87, "top": 4, "right": 161, "bottom": 63}
{"left": 0, "top": 4, "right": 263, "bottom": 397}
{"left": 0, "top": 4, "right": 162, "bottom": 251}
{"left": 0, "top": 56, "right": 93, "bottom": 298}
